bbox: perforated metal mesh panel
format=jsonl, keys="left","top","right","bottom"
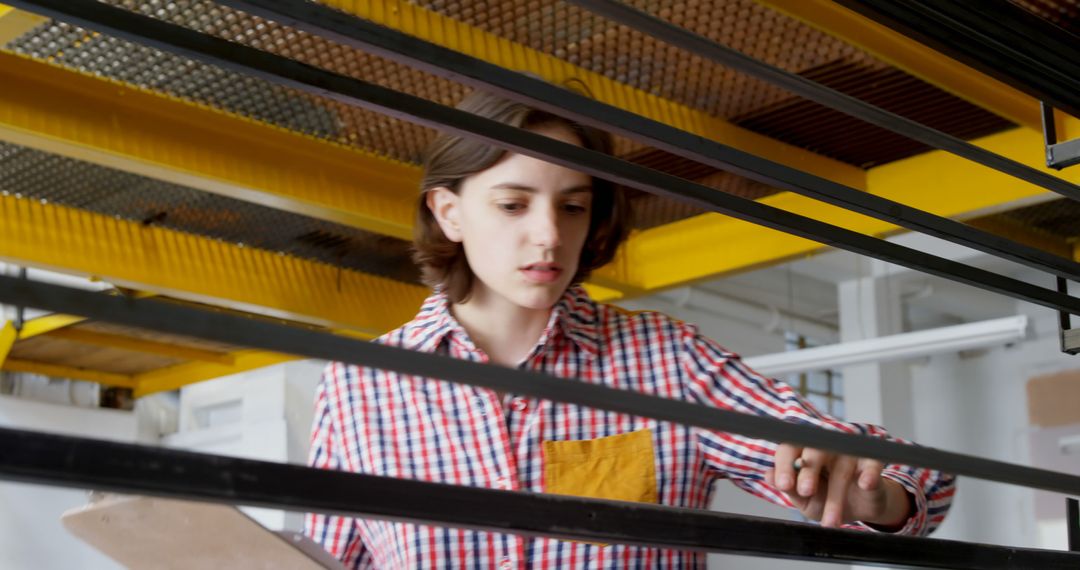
{"left": 999, "top": 199, "right": 1080, "bottom": 239}
{"left": 0, "top": 1, "right": 1027, "bottom": 236}
{"left": 0, "top": 141, "right": 420, "bottom": 283}
{"left": 7, "top": 5, "right": 444, "bottom": 163}
{"left": 1011, "top": 0, "right": 1080, "bottom": 35}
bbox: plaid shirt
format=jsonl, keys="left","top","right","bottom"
{"left": 306, "top": 286, "right": 955, "bottom": 569}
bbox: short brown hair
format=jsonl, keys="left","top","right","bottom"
{"left": 412, "top": 89, "right": 629, "bottom": 303}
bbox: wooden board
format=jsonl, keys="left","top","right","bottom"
{"left": 61, "top": 494, "right": 344, "bottom": 569}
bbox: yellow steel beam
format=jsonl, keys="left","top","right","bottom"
{"left": 133, "top": 350, "right": 298, "bottom": 398}
{"left": 628, "top": 126, "right": 1080, "bottom": 291}
{"left": 316, "top": 1, "right": 867, "bottom": 191}
{"left": 0, "top": 5, "right": 46, "bottom": 45}
{"left": 17, "top": 314, "right": 86, "bottom": 338}
{"left": 0, "top": 194, "right": 427, "bottom": 336}
{"left": 0, "top": 320, "right": 16, "bottom": 366}
{"left": 760, "top": 0, "right": 1042, "bottom": 131}
{"left": 2, "top": 358, "right": 137, "bottom": 389}
{"left": 45, "top": 328, "right": 237, "bottom": 366}
{"left": 0, "top": 51, "right": 418, "bottom": 240}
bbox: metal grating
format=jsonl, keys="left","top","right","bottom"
{"left": 0, "top": 1, "right": 1021, "bottom": 230}
{"left": 0, "top": 142, "right": 421, "bottom": 283}
{"left": 732, "top": 62, "right": 1016, "bottom": 168}
{"left": 1011, "top": 0, "right": 1080, "bottom": 36}
{"left": 431, "top": 0, "right": 881, "bottom": 119}
{"left": 6, "top": 10, "right": 444, "bottom": 163}
{"left": 997, "top": 199, "right": 1080, "bottom": 240}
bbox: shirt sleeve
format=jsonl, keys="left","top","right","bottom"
{"left": 304, "top": 362, "right": 370, "bottom": 567}
{"left": 680, "top": 325, "right": 956, "bottom": 536}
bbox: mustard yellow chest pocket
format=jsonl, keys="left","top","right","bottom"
{"left": 542, "top": 428, "right": 658, "bottom": 504}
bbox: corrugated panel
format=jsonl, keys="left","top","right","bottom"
{"left": 0, "top": 142, "right": 421, "bottom": 283}
{"left": 732, "top": 62, "right": 1016, "bottom": 168}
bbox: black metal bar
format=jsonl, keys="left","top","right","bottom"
{"left": 4, "top": 276, "right": 1080, "bottom": 500}
{"left": 565, "top": 0, "right": 1080, "bottom": 204}
{"left": 1069, "top": 498, "right": 1080, "bottom": 552}
{"left": 9, "top": 0, "right": 1080, "bottom": 318}
{"left": 4, "top": 427, "right": 1078, "bottom": 569}
{"left": 832, "top": 0, "right": 1080, "bottom": 119}
{"left": 1043, "top": 103, "right": 1059, "bottom": 147}
{"left": 218, "top": 0, "right": 1080, "bottom": 283}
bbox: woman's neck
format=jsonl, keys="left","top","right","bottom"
{"left": 450, "top": 288, "right": 554, "bottom": 367}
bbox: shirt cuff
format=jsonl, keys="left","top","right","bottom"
{"left": 849, "top": 469, "right": 928, "bottom": 536}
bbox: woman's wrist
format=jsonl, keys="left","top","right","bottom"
{"left": 864, "top": 479, "right": 914, "bottom": 531}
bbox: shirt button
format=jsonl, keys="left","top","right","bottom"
{"left": 498, "top": 558, "right": 514, "bottom": 570}
{"left": 495, "top": 476, "right": 510, "bottom": 490}
{"left": 510, "top": 397, "right": 528, "bottom": 412}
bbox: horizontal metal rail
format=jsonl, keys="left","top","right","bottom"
{"left": 3, "top": 275, "right": 1080, "bottom": 499}
{"left": 9, "top": 0, "right": 1080, "bottom": 317}
{"left": 221, "top": 0, "right": 1080, "bottom": 282}
{"left": 834, "top": 0, "right": 1080, "bottom": 119}
{"left": 568, "top": 0, "right": 1080, "bottom": 202}
{"left": 2, "top": 426, "right": 1078, "bottom": 569}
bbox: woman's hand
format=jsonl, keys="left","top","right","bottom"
{"left": 764, "top": 444, "right": 912, "bottom": 530}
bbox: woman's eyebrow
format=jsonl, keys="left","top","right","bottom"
{"left": 491, "top": 183, "right": 593, "bottom": 194}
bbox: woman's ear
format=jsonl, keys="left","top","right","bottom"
{"left": 426, "top": 186, "right": 463, "bottom": 243}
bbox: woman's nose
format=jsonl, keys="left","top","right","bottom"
{"left": 530, "top": 206, "right": 561, "bottom": 248}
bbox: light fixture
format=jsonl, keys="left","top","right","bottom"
{"left": 743, "top": 315, "right": 1029, "bottom": 376}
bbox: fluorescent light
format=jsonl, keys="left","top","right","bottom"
{"left": 744, "top": 315, "right": 1028, "bottom": 376}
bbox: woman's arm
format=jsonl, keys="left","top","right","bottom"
{"left": 681, "top": 326, "right": 956, "bottom": 535}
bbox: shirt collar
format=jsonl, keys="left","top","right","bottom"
{"left": 403, "top": 285, "right": 600, "bottom": 359}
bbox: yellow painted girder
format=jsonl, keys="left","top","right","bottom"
{"left": 133, "top": 350, "right": 298, "bottom": 398}
{"left": 630, "top": 126, "right": 1080, "bottom": 290}
{"left": 0, "top": 320, "right": 16, "bottom": 366}
{"left": 46, "top": 328, "right": 237, "bottom": 365}
{"left": 3, "top": 358, "right": 137, "bottom": 389}
{"left": 320, "top": 0, "right": 866, "bottom": 191}
{"left": 17, "top": 314, "right": 86, "bottom": 338}
{"left": 0, "top": 194, "right": 428, "bottom": 336}
{"left": 0, "top": 5, "right": 46, "bottom": 45}
{"left": 761, "top": 0, "right": 1042, "bottom": 131}
{"left": 0, "top": 51, "right": 418, "bottom": 240}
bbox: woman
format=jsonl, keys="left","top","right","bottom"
{"left": 306, "top": 89, "right": 955, "bottom": 569}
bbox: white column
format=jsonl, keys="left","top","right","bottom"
{"left": 837, "top": 262, "right": 915, "bottom": 440}
{"left": 838, "top": 263, "right": 915, "bottom": 570}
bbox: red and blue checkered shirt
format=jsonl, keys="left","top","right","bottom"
{"left": 306, "top": 286, "right": 955, "bottom": 569}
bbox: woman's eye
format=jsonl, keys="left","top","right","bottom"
{"left": 563, "top": 203, "right": 588, "bottom": 214}
{"left": 497, "top": 202, "right": 525, "bottom": 213}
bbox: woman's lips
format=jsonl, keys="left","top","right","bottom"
{"left": 520, "top": 266, "right": 563, "bottom": 284}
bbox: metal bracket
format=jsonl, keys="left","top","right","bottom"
{"left": 1069, "top": 497, "right": 1079, "bottom": 552}
{"left": 1042, "top": 103, "right": 1080, "bottom": 171}
{"left": 1058, "top": 277, "right": 1080, "bottom": 354}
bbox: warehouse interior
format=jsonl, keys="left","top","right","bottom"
{"left": 1, "top": 1, "right": 1079, "bottom": 568}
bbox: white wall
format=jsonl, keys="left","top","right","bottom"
{"left": 0, "top": 396, "right": 138, "bottom": 570}
{"left": 909, "top": 301, "right": 1078, "bottom": 549}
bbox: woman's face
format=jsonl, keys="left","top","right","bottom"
{"left": 427, "top": 123, "right": 593, "bottom": 311}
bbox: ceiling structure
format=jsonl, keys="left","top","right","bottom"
{"left": 0, "top": 0, "right": 1078, "bottom": 398}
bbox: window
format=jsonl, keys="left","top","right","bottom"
{"left": 784, "top": 332, "right": 845, "bottom": 419}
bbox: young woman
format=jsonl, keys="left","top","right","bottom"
{"left": 306, "top": 89, "right": 956, "bottom": 569}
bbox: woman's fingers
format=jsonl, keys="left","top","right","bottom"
{"left": 795, "top": 448, "right": 829, "bottom": 497}
{"left": 857, "top": 458, "right": 885, "bottom": 491}
{"left": 772, "top": 443, "right": 802, "bottom": 493}
{"left": 822, "top": 454, "right": 857, "bottom": 527}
